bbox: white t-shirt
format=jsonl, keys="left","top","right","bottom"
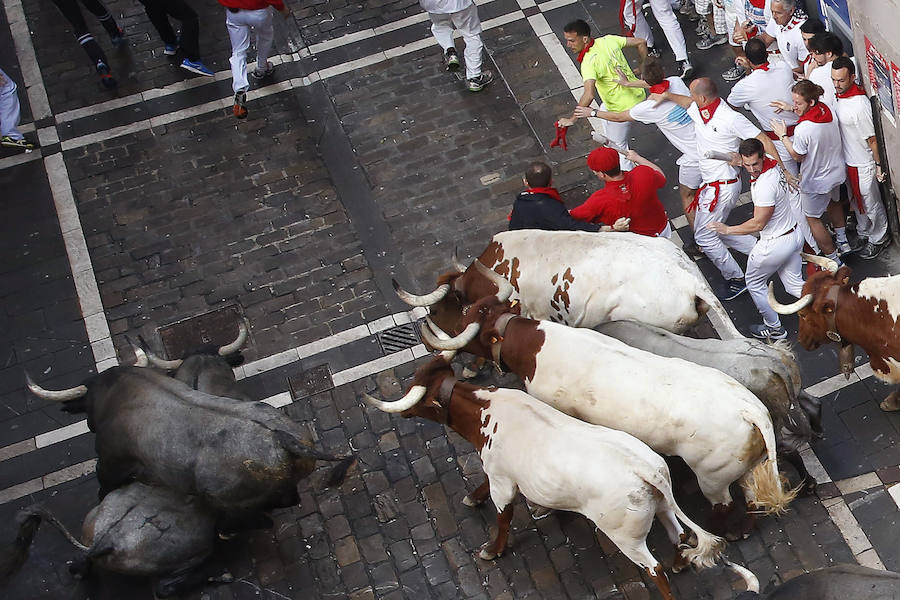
{"left": 834, "top": 94, "right": 876, "bottom": 167}
{"left": 419, "top": 0, "right": 472, "bottom": 13}
{"left": 688, "top": 100, "right": 762, "bottom": 182}
{"left": 765, "top": 14, "right": 808, "bottom": 69}
{"left": 808, "top": 60, "right": 837, "bottom": 109}
{"left": 792, "top": 110, "right": 846, "bottom": 193}
{"left": 751, "top": 164, "right": 797, "bottom": 239}
{"left": 727, "top": 61, "right": 799, "bottom": 133}
{"left": 629, "top": 77, "right": 699, "bottom": 165}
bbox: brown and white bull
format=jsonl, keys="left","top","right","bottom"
{"left": 769, "top": 254, "right": 900, "bottom": 412}
{"left": 362, "top": 355, "right": 759, "bottom": 600}
{"left": 424, "top": 295, "right": 797, "bottom": 537}
{"left": 394, "top": 230, "right": 743, "bottom": 339}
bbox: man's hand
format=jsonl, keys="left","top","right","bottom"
{"left": 735, "top": 56, "right": 751, "bottom": 71}
{"left": 707, "top": 221, "right": 728, "bottom": 234}
{"left": 876, "top": 165, "right": 886, "bottom": 183}
{"left": 770, "top": 100, "right": 791, "bottom": 114}
{"left": 648, "top": 92, "right": 667, "bottom": 106}
{"left": 770, "top": 117, "right": 788, "bottom": 137}
{"left": 613, "top": 217, "right": 631, "bottom": 232}
{"left": 727, "top": 152, "right": 743, "bottom": 167}
{"left": 557, "top": 116, "right": 576, "bottom": 128}
{"left": 573, "top": 106, "right": 593, "bottom": 119}
{"left": 624, "top": 149, "right": 641, "bottom": 164}
{"left": 785, "top": 170, "right": 800, "bottom": 190}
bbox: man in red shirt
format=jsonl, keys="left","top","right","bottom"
{"left": 570, "top": 147, "right": 671, "bottom": 237}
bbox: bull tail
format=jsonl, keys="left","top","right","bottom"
{"left": 742, "top": 409, "right": 800, "bottom": 515}
{"left": 325, "top": 456, "right": 357, "bottom": 488}
{"left": 694, "top": 287, "right": 743, "bottom": 340}
{"left": 0, "top": 507, "right": 89, "bottom": 580}
{"left": 642, "top": 469, "right": 724, "bottom": 570}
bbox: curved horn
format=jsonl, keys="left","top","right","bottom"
{"left": 421, "top": 317, "right": 457, "bottom": 361}
{"left": 146, "top": 351, "right": 183, "bottom": 370}
{"left": 451, "top": 247, "right": 469, "bottom": 273}
{"left": 472, "top": 261, "right": 515, "bottom": 302}
{"left": 124, "top": 336, "right": 149, "bottom": 367}
{"left": 362, "top": 386, "right": 427, "bottom": 413}
{"left": 25, "top": 373, "right": 88, "bottom": 402}
{"left": 801, "top": 253, "right": 839, "bottom": 274}
{"left": 218, "top": 320, "right": 249, "bottom": 356}
{"left": 392, "top": 278, "right": 451, "bottom": 307}
{"left": 421, "top": 320, "right": 481, "bottom": 350}
{"left": 768, "top": 282, "right": 813, "bottom": 315}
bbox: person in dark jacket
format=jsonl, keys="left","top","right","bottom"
{"left": 509, "top": 162, "right": 628, "bottom": 232}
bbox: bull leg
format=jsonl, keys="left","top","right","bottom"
{"left": 709, "top": 503, "right": 732, "bottom": 538}
{"left": 880, "top": 390, "right": 900, "bottom": 412}
{"left": 779, "top": 448, "right": 816, "bottom": 495}
{"left": 656, "top": 507, "right": 690, "bottom": 573}
{"left": 155, "top": 563, "right": 232, "bottom": 598}
{"left": 462, "top": 480, "right": 490, "bottom": 507}
{"left": 479, "top": 504, "right": 514, "bottom": 560}
{"left": 646, "top": 565, "right": 676, "bottom": 600}
{"left": 462, "top": 356, "right": 487, "bottom": 379}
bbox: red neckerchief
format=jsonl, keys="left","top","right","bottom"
{"left": 798, "top": 102, "right": 833, "bottom": 124}
{"left": 779, "top": 11, "right": 805, "bottom": 32}
{"left": 577, "top": 39, "right": 594, "bottom": 63}
{"left": 648, "top": 80, "right": 670, "bottom": 94}
{"left": 524, "top": 187, "right": 563, "bottom": 203}
{"left": 750, "top": 158, "right": 779, "bottom": 182}
{"left": 748, "top": 0, "right": 765, "bottom": 7}
{"left": 698, "top": 98, "right": 722, "bottom": 124}
{"left": 753, "top": 62, "right": 770, "bottom": 71}
{"left": 836, "top": 84, "right": 866, "bottom": 99}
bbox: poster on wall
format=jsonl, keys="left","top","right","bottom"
{"left": 893, "top": 62, "right": 900, "bottom": 119}
{"left": 865, "top": 36, "right": 896, "bottom": 126}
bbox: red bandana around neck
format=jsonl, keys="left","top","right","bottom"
{"left": 798, "top": 102, "right": 833, "bottom": 124}
{"left": 525, "top": 187, "right": 563, "bottom": 203}
{"left": 698, "top": 98, "right": 722, "bottom": 124}
{"left": 649, "top": 80, "right": 670, "bottom": 94}
{"left": 577, "top": 38, "right": 594, "bottom": 63}
{"left": 751, "top": 158, "right": 779, "bottom": 182}
{"left": 753, "top": 62, "right": 770, "bottom": 71}
{"left": 836, "top": 84, "right": 866, "bottom": 99}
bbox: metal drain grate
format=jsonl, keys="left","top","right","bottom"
{"left": 288, "top": 364, "right": 334, "bottom": 401}
{"left": 376, "top": 322, "right": 421, "bottom": 355}
{"left": 157, "top": 305, "right": 243, "bottom": 360}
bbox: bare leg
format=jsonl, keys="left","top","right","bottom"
{"left": 827, "top": 200, "right": 846, "bottom": 230}
{"left": 479, "top": 505, "right": 514, "bottom": 560}
{"left": 462, "top": 480, "right": 490, "bottom": 506}
{"left": 807, "top": 216, "right": 836, "bottom": 255}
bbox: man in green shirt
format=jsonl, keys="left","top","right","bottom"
{"left": 559, "top": 19, "right": 648, "bottom": 170}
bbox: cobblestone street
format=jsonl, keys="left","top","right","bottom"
{"left": 1, "top": 0, "right": 899, "bottom": 598}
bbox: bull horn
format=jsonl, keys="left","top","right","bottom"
{"left": 801, "top": 253, "right": 839, "bottom": 274}
{"left": 768, "top": 282, "right": 813, "bottom": 315}
{"left": 362, "top": 386, "right": 427, "bottom": 413}
{"left": 145, "top": 352, "right": 183, "bottom": 370}
{"left": 451, "top": 247, "right": 469, "bottom": 272}
{"left": 392, "top": 279, "right": 451, "bottom": 307}
{"left": 124, "top": 336, "right": 149, "bottom": 367}
{"left": 24, "top": 373, "right": 88, "bottom": 402}
{"left": 472, "top": 261, "right": 515, "bottom": 302}
{"left": 421, "top": 319, "right": 481, "bottom": 350}
{"left": 218, "top": 320, "right": 249, "bottom": 356}
{"left": 421, "top": 317, "right": 457, "bottom": 361}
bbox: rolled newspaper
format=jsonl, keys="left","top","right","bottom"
{"left": 703, "top": 150, "right": 739, "bottom": 162}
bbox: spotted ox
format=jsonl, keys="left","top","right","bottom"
{"left": 769, "top": 254, "right": 900, "bottom": 412}
{"left": 362, "top": 355, "right": 759, "bottom": 600}
{"left": 394, "top": 230, "right": 743, "bottom": 339}
{"left": 595, "top": 320, "right": 823, "bottom": 492}
{"left": 424, "top": 296, "right": 797, "bottom": 537}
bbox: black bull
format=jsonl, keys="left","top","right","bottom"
{"left": 736, "top": 564, "right": 900, "bottom": 599}
{"left": 31, "top": 367, "right": 354, "bottom": 513}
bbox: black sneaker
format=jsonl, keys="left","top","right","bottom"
{"left": 647, "top": 46, "right": 662, "bottom": 58}
{"left": 109, "top": 26, "right": 125, "bottom": 48}
{"left": 96, "top": 61, "right": 117, "bottom": 88}
{"left": 466, "top": 70, "right": 494, "bottom": 92}
{"left": 722, "top": 65, "right": 748, "bottom": 81}
{"left": 682, "top": 241, "right": 705, "bottom": 260}
{"left": 445, "top": 47, "right": 460, "bottom": 72}
{"left": 749, "top": 323, "right": 788, "bottom": 340}
{"left": 723, "top": 278, "right": 747, "bottom": 300}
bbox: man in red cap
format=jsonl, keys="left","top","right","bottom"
{"left": 570, "top": 146, "right": 671, "bottom": 238}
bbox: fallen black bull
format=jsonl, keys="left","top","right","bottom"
{"left": 735, "top": 564, "right": 900, "bottom": 599}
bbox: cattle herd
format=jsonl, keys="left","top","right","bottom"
{"left": 4, "top": 229, "right": 900, "bottom": 598}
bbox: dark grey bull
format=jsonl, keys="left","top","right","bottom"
{"left": 736, "top": 564, "right": 900, "bottom": 599}
{"left": 596, "top": 320, "right": 823, "bottom": 492}
{"left": 1, "top": 483, "right": 229, "bottom": 597}
{"left": 26, "top": 367, "right": 355, "bottom": 513}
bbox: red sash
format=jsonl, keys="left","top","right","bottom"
{"left": 846, "top": 166, "right": 866, "bottom": 213}
{"left": 686, "top": 179, "right": 739, "bottom": 214}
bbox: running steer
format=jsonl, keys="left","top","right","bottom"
{"left": 26, "top": 367, "right": 355, "bottom": 512}
{"left": 424, "top": 296, "right": 796, "bottom": 537}
{"left": 769, "top": 254, "right": 900, "bottom": 412}
{"left": 735, "top": 564, "right": 900, "bottom": 599}
{"left": 394, "top": 230, "right": 743, "bottom": 338}
{"left": 362, "top": 356, "right": 759, "bottom": 600}
{"left": 1, "top": 483, "right": 227, "bottom": 597}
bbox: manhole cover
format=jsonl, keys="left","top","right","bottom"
{"left": 157, "top": 305, "right": 243, "bottom": 360}
{"left": 288, "top": 364, "right": 334, "bottom": 401}
{"left": 377, "top": 323, "right": 421, "bottom": 355}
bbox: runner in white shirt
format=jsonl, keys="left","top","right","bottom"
{"left": 419, "top": 0, "right": 493, "bottom": 91}
{"left": 575, "top": 59, "right": 701, "bottom": 233}
{"left": 754, "top": 0, "right": 808, "bottom": 74}
{"left": 806, "top": 32, "right": 844, "bottom": 108}
{"left": 772, "top": 79, "right": 849, "bottom": 264}
{"left": 798, "top": 18, "right": 825, "bottom": 78}
{"left": 620, "top": 0, "right": 693, "bottom": 77}
{"left": 709, "top": 138, "right": 803, "bottom": 340}
{"left": 651, "top": 77, "right": 790, "bottom": 299}
{"left": 832, "top": 56, "right": 891, "bottom": 259}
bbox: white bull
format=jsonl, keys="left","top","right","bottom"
{"left": 424, "top": 296, "right": 797, "bottom": 537}
{"left": 395, "top": 230, "right": 743, "bottom": 339}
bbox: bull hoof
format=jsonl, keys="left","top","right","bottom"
{"left": 462, "top": 495, "right": 478, "bottom": 507}
{"left": 529, "top": 504, "right": 553, "bottom": 520}
{"left": 879, "top": 392, "right": 900, "bottom": 412}
{"left": 462, "top": 366, "right": 479, "bottom": 379}
{"left": 478, "top": 546, "right": 499, "bottom": 561}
